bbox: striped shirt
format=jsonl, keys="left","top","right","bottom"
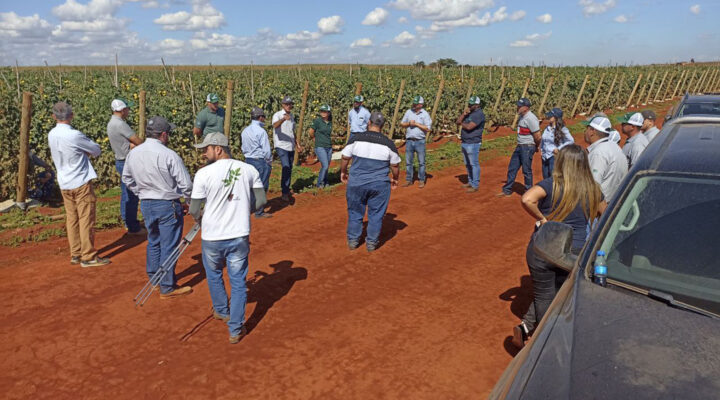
{"left": 341, "top": 132, "right": 401, "bottom": 186}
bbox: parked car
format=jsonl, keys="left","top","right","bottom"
{"left": 490, "top": 116, "right": 720, "bottom": 399}
{"left": 665, "top": 93, "right": 720, "bottom": 122}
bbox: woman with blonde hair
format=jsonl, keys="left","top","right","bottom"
{"left": 512, "top": 144, "right": 606, "bottom": 348}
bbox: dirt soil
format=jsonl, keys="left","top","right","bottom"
{"left": 0, "top": 103, "right": 672, "bottom": 399}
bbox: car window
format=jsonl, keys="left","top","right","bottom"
{"left": 678, "top": 102, "right": 720, "bottom": 117}
{"left": 596, "top": 175, "right": 720, "bottom": 314}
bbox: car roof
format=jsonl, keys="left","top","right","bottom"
{"left": 632, "top": 116, "right": 720, "bottom": 176}
{"left": 682, "top": 94, "right": 720, "bottom": 103}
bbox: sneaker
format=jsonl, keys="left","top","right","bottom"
{"left": 70, "top": 256, "right": 81, "bottom": 265}
{"left": 511, "top": 321, "right": 530, "bottom": 349}
{"left": 281, "top": 193, "right": 291, "bottom": 202}
{"left": 213, "top": 312, "right": 230, "bottom": 322}
{"left": 418, "top": 181, "right": 426, "bottom": 188}
{"left": 128, "top": 227, "right": 147, "bottom": 236}
{"left": 159, "top": 286, "right": 193, "bottom": 299}
{"left": 402, "top": 181, "right": 413, "bottom": 187}
{"left": 461, "top": 183, "right": 471, "bottom": 188}
{"left": 80, "top": 257, "right": 111, "bottom": 268}
{"left": 348, "top": 240, "right": 360, "bottom": 250}
{"left": 366, "top": 241, "right": 378, "bottom": 252}
{"left": 229, "top": 326, "right": 248, "bottom": 344}
{"left": 466, "top": 187, "right": 479, "bottom": 193}
{"left": 496, "top": 191, "right": 512, "bottom": 198}
{"left": 254, "top": 212, "right": 273, "bottom": 219}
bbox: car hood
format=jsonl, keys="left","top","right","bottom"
{"left": 516, "top": 274, "right": 720, "bottom": 399}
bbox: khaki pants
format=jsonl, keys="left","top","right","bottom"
{"left": 61, "top": 182, "right": 97, "bottom": 261}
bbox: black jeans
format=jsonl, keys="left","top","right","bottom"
{"left": 521, "top": 232, "right": 578, "bottom": 331}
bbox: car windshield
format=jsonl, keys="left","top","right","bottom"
{"left": 678, "top": 101, "right": 720, "bottom": 117}
{"left": 596, "top": 174, "right": 720, "bottom": 314}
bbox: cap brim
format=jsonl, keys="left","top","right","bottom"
{"left": 169, "top": 123, "right": 177, "bottom": 131}
{"left": 580, "top": 120, "right": 591, "bottom": 126}
{"left": 193, "top": 143, "right": 209, "bottom": 149}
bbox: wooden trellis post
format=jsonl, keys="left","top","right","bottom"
{"left": 570, "top": 74, "right": 589, "bottom": 117}
{"left": 661, "top": 72, "right": 677, "bottom": 100}
{"left": 512, "top": 78, "right": 531, "bottom": 130}
{"left": 643, "top": 71, "right": 658, "bottom": 105}
{"left": 138, "top": 90, "right": 146, "bottom": 139}
{"left": 224, "top": 80, "right": 234, "bottom": 146}
{"left": 671, "top": 70, "right": 687, "bottom": 99}
{"left": 625, "top": 74, "right": 643, "bottom": 109}
{"left": 537, "top": 76, "right": 554, "bottom": 117}
{"left": 295, "top": 80, "right": 309, "bottom": 166}
{"left": 427, "top": 78, "right": 445, "bottom": 142}
{"left": 16, "top": 92, "right": 32, "bottom": 206}
{"left": 586, "top": 73, "right": 606, "bottom": 115}
{"left": 653, "top": 71, "right": 669, "bottom": 102}
{"left": 603, "top": 73, "right": 619, "bottom": 107}
{"left": 388, "top": 80, "right": 406, "bottom": 139}
{"left": 685, "top": 71, "right": 697, "bottom": 94}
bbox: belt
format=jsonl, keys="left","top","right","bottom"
{"left": 406, "top": 138, "right": 424, "bottom": 141}
{"left": 518, "top": 143, "right": 536, "bottom": 146}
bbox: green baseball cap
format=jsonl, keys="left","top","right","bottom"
{"left": 468, "top": 96, "right": 481, "bottom": 105}
{"left": 412, "top": 95, "right": 425, "bottom": 105}
{"left": 206, "top": 93, "right": 220, "bottom": 103}
{"left": 319, "top": 104, "right": 331, "bottom": 112}
{"left": 617, "top": 112, "right": 644, "bottom": 126}
{"left": 353, "top": 95, "right": 364, "bottom": 103}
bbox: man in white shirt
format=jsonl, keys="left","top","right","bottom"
{"left": 498, "top": 98, "right": 541, "bottom": 197}
{"left": 272, "top": 96, "right": 303, "bottom": 202}
{"left": 107, "top": 99, "right": 144, "bottom": 235}
{"left": 189, "top": 133, "right": 266, "bottom": 344}
{"left": 619, "top": 112, "right": 650, "bottom": 168}
{"left": 583, "top": 116, "right": 629, "bottom": 201}
{"left": 641, "top": 110, "right": 661, "bottom": 142}
{"left": 48, "top": 101, "right": 110, "bottom": 268}
{"left": 400, "top": 96, "right": 432, "bottom": 188}
{"left": 123, "top": 116, "right": 194, "bottom": 299}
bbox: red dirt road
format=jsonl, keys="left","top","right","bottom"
{"left": 0, "top": 104, "right": 669, "bottom": 399}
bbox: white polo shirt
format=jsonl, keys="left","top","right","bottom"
{"left": 272, "top": 110, "right": 295, "bottom": 152}
{"left": 48, "top": 123, "right": 101, "bottom": 190}
{"left": 191, "top": 159, "right": 264, "bottom": 241}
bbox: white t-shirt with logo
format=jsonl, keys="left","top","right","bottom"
{"left": 272, "top": 110, "right": 296, "bottom": 152}
{"left": 191, "top": 159, "right": 264, "bottom": 241}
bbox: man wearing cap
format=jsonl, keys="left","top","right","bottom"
{"left": 619, "top": 112, "right": 649, "bottom": 168}
{"left": 107, "top": 99, "right": 145, "bottom": 235}
{"left": 189, "top": 132, "right": 267, "bottom": 344}
{"left": 48, "top": 101, "right": 110, "bottom": 268}
{"left": 400, "top": 96, "right": 432, "bottom": 188}
{"left": 241, "top": 107, "right": 273, "bottom": 218}
{"left": 348, "top": 95, "right": 371, "bottom": 139}
{"left": 193, "top": 93, "right": 225, "bottom": 138}
{"left": 583, "top": 116, "right": 628, "bottom": 200}
{"left": 456, "top": 96, "right": 485, "bottom": 192}
{"left": 272, "top": 96, "right": 302, "bottom": 202}
{"left": 641, "top": 110, "right": 660, "bottom": 142}
{"left": 123, "top": 116, "right": 194, "bottom": 299}
{"left": 498, "top": 98, "right": 541, "bottom": 197}
{"left": 341, "top": 111, "right": 401, "bottom": 252}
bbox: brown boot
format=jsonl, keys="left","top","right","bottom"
{"left": 159, "top": 286, "right": 193, "bottom": 299}
{"left": 229, "top": 326, "right": 248, "bottom": 344}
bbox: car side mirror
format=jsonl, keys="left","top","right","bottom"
{"left": 664, "top": 114, "right": 671, "bottom": 123}
{"left": 533, "top": 222, "right": 578, "bottom": 271}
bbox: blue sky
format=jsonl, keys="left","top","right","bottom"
{"left": 1, "top": 0, "right": 718, "bottom": 66}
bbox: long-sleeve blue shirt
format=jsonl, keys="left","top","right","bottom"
{"left": 241, "top": 120, "right": 273, "bottom": 164}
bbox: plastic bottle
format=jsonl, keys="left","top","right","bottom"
{"left": 593, "top": 250, "right": 607, "bottom": 287}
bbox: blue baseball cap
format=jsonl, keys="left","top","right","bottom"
{"left": 545, "top": 107, "right": 563, "bottom": 119}
{"left": 516, "top": 98, "right": 531, "bottom": 107}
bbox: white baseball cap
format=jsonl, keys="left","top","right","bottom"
{"left": 621, "top": 112, "right": 645, "bottom": 127}
{"left": 608, "top": 129, "right": 621, "bottom": 143}
{"left": 588, "top": 116, "right": 613, "bottom": 133}
{"left": 111, "top": 99, "right": 128, "bottom": 112}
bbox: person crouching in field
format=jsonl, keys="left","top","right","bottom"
{"left": 190, "top": 133, "right": 267, "bottom": 344}
{"left": 512, "top": 144, "right": 607, "bottom": 348}
{"left": 341, "top": 112, "right": 401, "bottom": 252}
{"left": 540, "top": 107, "right": 574, "bottom": 179}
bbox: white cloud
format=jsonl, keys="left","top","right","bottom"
{"left": 398, "top": 16, "right": 408, "bottom": 23}
{"left": 510, "top": 10, "right": 526, "bottom": 21}
{"left": 317, "top": 15, "right": 344, "bottom": 34}
{"left": 614, "top": 14, "right": 628, "bottom": 23}
{"left": 510, "top": 40, "right": 533, "bottom": 47}
{"left": 52, "top": 0, "right": 119, "bottom": 21}
{"left": 578, "top": 0, "right": 616, "bottom": 17}
{"left": 415, "top": 25, "right": 436, "bottom": 39}
{"left": 363, "top": 7, "right": 390, "bottom": 25}
{"left": 390, "top": 30, "right": 416, "bottom": 46}
{"left": 0, "top": 12, "right": 53, "bottom": 38}
{"left": 154, "top": 0, "right": 225, "bottom": 31}
{"left": 350, "top": 38, "right": 373, "bottom": 48}
{"left": 390, "top": 0, "right": 494, "bottom": 21}
{"left": 426, "top": 6, "right": 523, "bottom": 31}
{"left": 525, "top": 31, "right": 552, "bottom": 40}
{"left": 690, "top": 5, "right": 700, "bottom": 15}
{"left": 60, "top": 18, "right": 127, "bottom": 32}
{"left": 536, "top": 13, "right": 552, "bottom": 23}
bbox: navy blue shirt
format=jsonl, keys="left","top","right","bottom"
{"left": 461, "top": 108, "right": 485, "bottom": 144}
{"left": 537, "top": 177, "right": 594, "bottom": 249}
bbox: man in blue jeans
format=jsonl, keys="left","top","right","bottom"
{"left": 341, "top": 112, "right": 401, "bottom": 252}
{"left": 107, "top": 99, "right": 144, "bottom": 234}
{"left": 272, "top": 96, "right": 303, "bottom": 202}
{"left": 498, "top": 98, "right": 541, "bottom": 197}
{"left": 190, "top": 132, "right": 267, "bottom": 344}
{"left": 456, "top": 96, "right": 485, "bottom": 193}
{"left": 122, "top": 116, "right": 194, "bottom": 299}
{"left": 400, "top": 96, "right": 432, "bottom": 188}
{"left": 241, "top": 106, "right": 273, "bottom": 218}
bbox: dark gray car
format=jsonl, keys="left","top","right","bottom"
{"left": 490, "top": 116, "right": 720, "bottom": 399}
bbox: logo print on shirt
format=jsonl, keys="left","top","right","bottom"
{"left": 223, "top": 167, "right": 243, "bottom": 201}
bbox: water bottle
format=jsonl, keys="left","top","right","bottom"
{"left": 593, "top": 250, "right": 607, "bottom": 287}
